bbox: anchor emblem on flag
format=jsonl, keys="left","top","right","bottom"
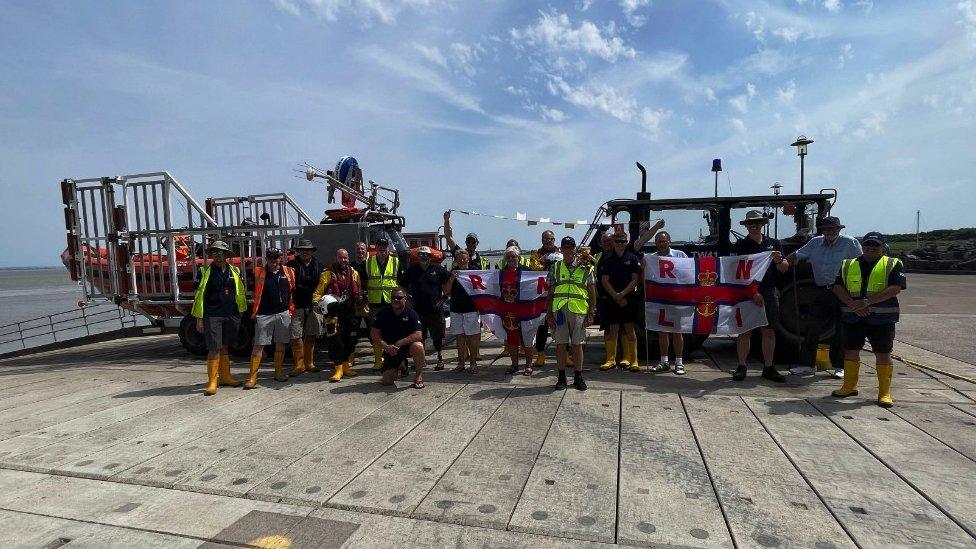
{"left": 696, "top": 295, "right": 717, "bottom": 317}
{"left": 502, "top": 312, "right": 519, "bottom": 331}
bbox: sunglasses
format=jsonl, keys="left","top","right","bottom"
{"left": 543, "top": 237, "right": 555, "bottom": 242}
{"left": 392, "top": 295, "right": 407, "bottom": 301}
{"left": 418, "top": 252, "right": 430, "bottom": 257}
{"left": 614, "top": 240, "right": 628, "bottom": 244}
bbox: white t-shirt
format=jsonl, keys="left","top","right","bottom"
{"left": 650, "top": 249, "right": 688, "bottom": 258}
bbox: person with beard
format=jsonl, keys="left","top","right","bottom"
{"left": 285, "top": 239, "right": 324, "bottom": 377}
{"left": 529, "top": 230, "right": 560, "bottom": 368}
{"left": 400, "top": 246, "right": 450, "bottom": 370}
{"left": 312, "top": 248, "right": 363, "bottom": 382}
{"left": 372, "top": 286, "right": 426, "bottom": 389}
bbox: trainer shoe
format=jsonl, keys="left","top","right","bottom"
{"left": 789, "top": 365, "right": 816, "bottom": 376}
{"left": 732, "top": 365, "right": 747, "bottom": 381}
{"left": 651, "top": 362, "right": 670, "bottom": 373}
{"left": 830, "top": 368, "right": 845, "bottom": 379}
{"left": 674, "top": 363, "right": 686, "bottom": 375}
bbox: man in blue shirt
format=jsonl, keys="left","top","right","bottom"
{"left": 786, "top": 216, "right": 862, "bottom": 378}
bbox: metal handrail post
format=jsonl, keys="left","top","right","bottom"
{"left": 163, "top": 175, "right": 181, "bottom": 304}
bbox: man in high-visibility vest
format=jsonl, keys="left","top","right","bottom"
{"left": 530, "top": 230, "right": 560, "bottom": 366}
{"left": 245, "top": 248, "right": 295, "bottom": 388}
{"left": 366, "top": 237, "right": 404, "bottom": 370}
{"left": 831, "top": 232, "right": 906, "bottom": 408}
{"left": 192, "top": 240, "right": 247, "bottom": 396}
{"left": 546, "top": 236, "right": 597, "bottom": 391}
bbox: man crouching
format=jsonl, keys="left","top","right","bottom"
{"left": 371, "top": 286, "right": 426, "bottom": 389}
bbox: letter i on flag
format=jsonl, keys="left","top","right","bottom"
{"left": 455, "top": 269, "right": 549, "bottom": 346}
{"left": 643, "top": 252, "right": 773, "bottom": 335}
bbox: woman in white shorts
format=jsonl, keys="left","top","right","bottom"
{"left": 443, "top": 249, "right": 481, "bottom": 373}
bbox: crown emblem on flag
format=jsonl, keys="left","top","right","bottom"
{"left": 698, "top": 270, "right": 717, "bottom": 287}
{"left": 696, "top": 296, "right": 717, "bottom": 317}
{"left": 502, "top": 284, "right": 518, "bottom": 303}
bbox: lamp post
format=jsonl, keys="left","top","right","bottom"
{"left": 770, "top": 183, "right": 782, "bottom": 238}
{"left": 711, "top": 159, "right": 722, "bottom": 197}
{"left": 790, "top": 135, "right": 813, "bottom": 194}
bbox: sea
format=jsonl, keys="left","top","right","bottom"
{"left": 0, "top": 267, "right": 145, "bottom": 354}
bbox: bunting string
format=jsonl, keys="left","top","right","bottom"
{"left": 448, "top": 208, "right": 607, "bottom": 229}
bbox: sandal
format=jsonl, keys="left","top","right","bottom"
{"left": 412, "top": 378, "right": 426, "bottom": 389}
{"left": 522, "top": 368, "right": 533, "bottom": 376}
{"left": 451, "top": 365, "right": 466, "bottom": 373}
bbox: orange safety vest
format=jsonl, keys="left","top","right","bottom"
{"left": 251, "top": 265, "right": 296, "bottom": 318}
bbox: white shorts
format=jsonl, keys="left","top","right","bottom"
{"left": 552, "top": 308, "right": 587, "bottom": 346}
{"left": 449, "top": 312, "right": 480, "bottom": 336}
{"left": 255, "top": 311, "right": 292, "bottom": 346}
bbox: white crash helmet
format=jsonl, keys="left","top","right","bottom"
{"left": 545, "top": 252, "right": 564, "bottom": 263}
{"left": 316, "top": 294, "right": 340, "bottom": 315}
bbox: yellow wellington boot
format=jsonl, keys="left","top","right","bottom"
{"left": 218, "top": 352, "right": 242, "bottom": 387}
{"left": 273, "top": 350, "right": 288, "bottom": 382}
{"left": 243, "top": 354, "right": 261, "bottom": 390}
{"left": 626, "top": 338, "right": 640, "bottom": 372}
{"left": 304, "top": 341, "right": 320, "bottom": 372}
{"left": 876, "top": 363, "right": 894, "bottom": 408}
{"left": 566, "top": 352, "right": 575, "bottom": 367}
{"left": 289, "top": 341, "right": 306, "bottom": 377}
{"left": 534, "top": 351, "right": 546, "bottom": 367}
{"left": 831, "top": 360, "right": 860, "bottom": 397}
{"left": 373, "top": 344, "right": 384, "bottom": 371}
{"left": 619, "top": 339, "right": 633, "bottom": 369}
{"left": 330, "top": 362, "right": 344, "bottom": 382}
{"left": 599, "top": 339, "right": 617, "bottom": 371}
{"left": 204, "top": 357, "right": 219, "bottom": 396}
{"left": 343, "top": 352, "right": 358, "bottom": 377}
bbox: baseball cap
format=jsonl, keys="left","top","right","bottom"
{"left": 861, "top": 231, "right": 885, "bottom": 245}
{"left": 417, "top": 246, "right": 432, "bottom": 255}
{"left": 375, "top": 237, "right": 390, "bottom": 247}
{"left": 560, "top": 236, "right": 576, "bottom": 247}
{"left": 265, "top": 247, "right": 283, "bottom": 258}
{"left": 465, "top": 232, "right": 479, "bottom": 242}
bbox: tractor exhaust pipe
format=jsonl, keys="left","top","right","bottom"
{"left": 635, "top": 162, "right": 651, "bottom": 200}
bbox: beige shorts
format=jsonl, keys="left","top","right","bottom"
{"left": 551, "top": 308, "right": 587, "bottom": 346}
{"left": 289, "top": 307, "right": 322, "bottom": 339}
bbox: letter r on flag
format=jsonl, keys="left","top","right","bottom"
{"left": 469, "top": 275, "right": 486, "bottom": 290}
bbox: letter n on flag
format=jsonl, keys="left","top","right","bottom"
{"left": 455, "top": 269, "right": 549, "bottom": 347}
{"left": 643, "top": 252, "right": 773, "bottom": 335}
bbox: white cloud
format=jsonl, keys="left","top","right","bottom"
{"left": 823, "top": 0, "right": 842, "bottom": 13}
{"left": 511, "top": 10, "right": 637, "bottom": 62}
{"left": 704, "top": 87, "right": 717, "bottom": 103}
{"left": 620, "top": 0, "right": 651, "bottom": 27}
{"left": 746, "top": 82, "right": 757, "bottom": 99}
{"left": 728, "top": 94, "right": 749, "bottom": 113}
{"left": 539, "top": 105, "right": 567, "bottom": 122}
{"left": 743, "top": 11, "right": 767, "bottom": 44}
{"left": 358, "top": 46, "right": 484, "bottom": 113}
{"left": 449, "top": 42, "right": 482, "bottom": 76}
{"left": 777, "top": 80, "right": 797, "bottom": 104}
{"left": 729, "top": 117, "right": 747, "bottom": 133}
{"left": 960, "top": 0, "right": 976, "bottom": 47}
{"left": 548, "top": 76, "right": 637, "bottom": 121}
{"left": 851, "top": 110, "right": 887, "bottom": 140}
{"left": 272, "top": 0, "right": 439, "bottom": 25}
{"left": 640, "top": 107, "right": 668, "bottom": 132}
{"left": 838, "top": 42, "right": 853, "bottom": 67}
{"left": 413, "top": 43, "right": 447, "bottom": 68}
{"left": 772, "top": 26, "right": 801, "bottom": 43}
{"left": 271, "top": 0, "right": 301, "bottom": 16}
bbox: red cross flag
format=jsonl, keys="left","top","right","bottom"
{"left": 455, "top": 269, "right": 549, "bottom": 347}
{"left": 644, "top": 252, "right": 773, "bottom": 335}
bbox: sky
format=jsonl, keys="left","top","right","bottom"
{"left": 1, "top": 0, "right": 974, "bottom": 268}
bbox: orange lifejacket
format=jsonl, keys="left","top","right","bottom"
{"left": 251, "top": 266, "right": 295, "bottom": 318}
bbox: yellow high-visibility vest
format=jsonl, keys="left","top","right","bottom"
{"left": 366, "top": 255, "right": 399, "bottom": 304}
{"left": 551, "top": 260, "right": 591, "bottom": 315}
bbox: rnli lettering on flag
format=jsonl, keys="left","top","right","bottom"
{"left": 455, "top": 269, "right": 549, "bottom": 347}
{"left": 644, "top": 252, "right": 773, "bottom": 335}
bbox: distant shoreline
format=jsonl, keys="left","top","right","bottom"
{"left": 0, "top": 266, "right": 62, "bottom": 271}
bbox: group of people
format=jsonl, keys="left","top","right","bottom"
{"left": 191, "top": 210, "right": 905, "bottom": 408}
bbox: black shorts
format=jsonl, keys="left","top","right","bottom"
{"left": 842, "top": 322, "right": 896, "bottom": 353}
{"left": 204, "top": 315, "right": 240, "bottom": 351}
{"left": 381, "top": 347, "right": 412, "bottom": 372}
{"left": 603, "top": 294, "right": 640, "bottom": 325}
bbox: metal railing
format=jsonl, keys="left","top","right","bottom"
{"left": 0, "top": 303, "right": 148, "bottom": 353}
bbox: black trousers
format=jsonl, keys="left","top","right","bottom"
{"left": 800, "top": 287, "right": 844, "bottom": 369}
{"left": 535, "top": 324, "right": 548, "bottom": 352}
